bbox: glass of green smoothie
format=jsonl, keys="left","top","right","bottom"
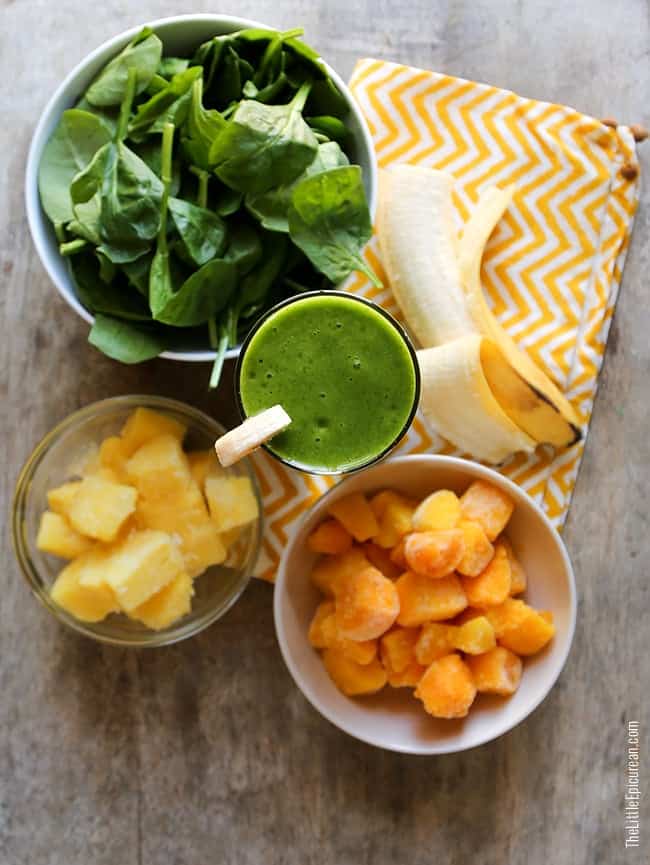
{"left": 236, "top": 291, "right": 420, "bottom": 475}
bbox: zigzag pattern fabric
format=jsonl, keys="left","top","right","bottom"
{"left": 252, "top": 59, "right": 640, "bottom": 582}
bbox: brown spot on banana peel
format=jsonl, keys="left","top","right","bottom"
{"left": 526, "top": 381, "right": 582, "bottom": 446}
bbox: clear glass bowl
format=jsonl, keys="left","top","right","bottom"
{"left": 12, "top": 395, "right": 262, "bottom": 647}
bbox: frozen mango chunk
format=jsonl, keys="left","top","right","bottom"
{"left": 467, "top": 646, "right": 522, "bottom": 695}
{"left": 187, "top": 449, "right": 222, "bottom": 489}
{"left": 97, "top": 529, "right": 184, "bottom": 612}
{"left": 308, "top": 601, "right": 377, "bottom": 665}
{"left": 387, "top": 661, "right": 427, "bottom": 688}
{"left": 50, "top": 550, "right": 118, "bottom": 622}
{"left": 501, "top": 537, "right": 527, "bottom": 595}
{"left": 205, "top": 475, "right": 259, "bottom": 533}
{"left": 456, "top": 520, "right": 494, "bottom": 577}
{"left": 412, "top": 490, "right": 461, "bottom": 532}
{"left": 415, "top": 622, "right": 457, "bottom": 665}
{"left": 130, "top": 571, "right": 194, "bottom": 630}
{"left": 484, "top": 597, "right": 529, "bottom": 637}
{"left": 323, "top": 649, "right": 387, "bottom": 696}
{"left": 67, "top": 475, "right": 137, "bottom": 542}
{"left": 461, "top": 542, "right": 511, "bottom": 607}
{"left": 328, "top": 492, "right": 379, "bottom": 542}
{"left": 46, "top": 481, "right": 82, "bottom": 516}
{"left": 390, "top": 538, "right": 408, "bottom": 570}
{"left": 454, "top": 607, "right": 487, "bottom": 625}
{"left": 121, "top": 407, "right": 186, "bottom": 456}
{"left": 37, "top": 511, "right": 94, "bottom": 559}
{"left": 371, "top": 492, "right": 415, "bottom": 548}
{"left": 308, "top": 519, "right": 353, "bottom": 555}
{"left": 404, "top": 529, "right": 465, "bottom": 579}
{"left": 363, "top": 542, "right": 401, "bottom": 580}
{"left": 396, "top": 572, "right": 467, "bottom": 627}
{"left": 453, "top": 616, "right": 496, "bottom": 654}
{"left": 485, "top": 599, "right": 555, "bottom": 655}
{"left": 380, "top": 627, "right": 420, "bottom": 674}
{"left": 336, "top": 565, "right": 400, "bottom": 641}
{"left": 415, "top": 654, "right": 477, "bottom": 718}
{"left": 460, "top": 480, "right": 514, "bottom": 541}
{"left": 310, "top": 546, "right": 369, "bottom": 597}
{"left": 98, "top": 435, "right": 130, "bottom": 482}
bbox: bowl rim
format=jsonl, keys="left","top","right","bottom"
{"left": 12, "top": 394, "right": 263, "bottom": 648}
{"left": 273, "top": 454, "right": 578, "bottom": 754}
{"left": 24, "top": 13, "right": 379, "bottom": 363}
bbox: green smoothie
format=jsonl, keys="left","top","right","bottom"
{"left": 238, "top": 292, "right": 419, "bottom": 473}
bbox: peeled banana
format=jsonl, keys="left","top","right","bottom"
{"left": 215, "top": 405, "right": 291, "bottom": 467}
{"left": 376, "top": 165, "right": 581, "bottom": 463}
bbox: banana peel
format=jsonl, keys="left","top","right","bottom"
{"left": 377, "top": 165, "right": 582, "bottom": 463}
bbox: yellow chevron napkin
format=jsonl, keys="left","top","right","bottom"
{"left": 251, "top": 58, "right": 641, "bottom": 582}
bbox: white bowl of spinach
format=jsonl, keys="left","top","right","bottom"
{"left": 26, "top": 15, "right": 378, "bottom": 385}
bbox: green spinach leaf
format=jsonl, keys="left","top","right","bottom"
{"left": 223, "top": 220, "right": 263, "bottom": 275}
{"left": 70, "top": 252, "right": 150, "bottom": 320}
{"left": 180, "top": 77, "right": 225, "bottom": 170}
{"left": 158, "top": 57, "right": 189, "bottom": 78}
{"left": 85, "top": 27, "right": 162, "bottom": 107}
{"left": 89, "top": 314, "right": 167, "bottom": 363}
{"left": 169, "top": 197, "right": 227, "bottom": 267}
{"left": 128, "top": 66, "right": 202, "bottom": 141}
{"left": 306, "top": 115, "right": 349, "bottom": 144}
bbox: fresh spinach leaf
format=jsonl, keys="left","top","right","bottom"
{"left": 158, "top": 57, "right": 189, "bottom": 78}
{"left": 74, "top": 97, "right": 118, "bottom": 134}
{"left": 85, "top": 27, "right": 162, "bottom": 107}
{"left": 38, "top": 109, "right": 111, "bottom": 224}
{"left": 305, "top": 77, "right": 349, "bottom": 119}
{"left": 209, "top": 82, "right": 318, "bottom": 193}
{"left": 121, "top": 253, "right": 153, "bottom": 296}
{"left": 180, "top": 77, "right": 225, "bottom": 170}
{"left": 89, "top": 314, "right": 166, "bottom": 363}
{"left": 169, "top": 197, "right": 227, "bottom": 267}
{"left": 223, "top": 220, "right": 263, "bottom": 275}
{"left": 153, "top": 257, "right": 237, "bottom": 326}
{"left": 306, "top": 115, "right": 349, "bottom": 144}
{"left": 288, "top": 165, "right": 381, "bottom": 287}
{"left": 70, "top": 252, "right": 151, "bottom": 320}
{"left": 130, "top": 139, "right": 181, "bottom": 195}
{"left": 234, "top": 233, "right": 288, "bottom": 324}
{"left": 128, "top": 66, "right": 202, "bottom": 141}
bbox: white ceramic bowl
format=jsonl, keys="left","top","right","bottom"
{"left": 274, "top": 455, "right": 577, "bottom": 754}
{"left": 25, "top": 14, "right": 378, "bottom": 362}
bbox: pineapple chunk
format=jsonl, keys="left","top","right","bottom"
{"left": 307, "top": 519, "right": 353, "bottom": 555}
{"left": 67, "top": 475, "right": 137, "bottom": 542}
{"left": 308, "top": 601, "right": 377, "bottom": 665}
{"left": 96, "top": 529, "right": 185, "bottom": 612}
{"left": 415, "top": 622, "right": 457, "bottom": 665}
{"left": 404, "top": 529, "right": 465, "bottom": 579}
{"left": 453, "top": 616, "right": 496, "bottom": 654}
{"left": 362, "top": 542, "right": 401, "bottom": 580}
{"left": 181, "top": 521, "right": 227, "bottom": 578}
{"left": 205, "top": 475, "right": 259, "bottom": 532}
{"left": 460, "top": 480, "right": 514, "bottom": 541}
{"left": 396, "top": 571, "right": 467, "bottom": 626}
{"left": 461, "top": 542, "right": 511, "bottom": 607}
{"left": 36, "top": 511, "right": 94, "bottom": 559}
{"left": 328, "top": 492, "right": 379, "bottom": 542}
{"left": 467, "top": 646, "right": 522, "bottom": 696}
{"left": 322, "top": 649, "right": 387, "bottom": 696}
{"left": 46, "top": 481, "right": 81, "bottom": 516}
{"left": 50, "top": 550, "right": 118, "bottom": 622}
{"left": 456, "top": 520, "right": 494, "bottom": 577}
{"left": 310, "top": 546, "right": 369, "bottom": 597}
{"left": 130, "top": 571, "right": 194, "bottom": 630}
{"left": 187, "top": 449, "right": 222, "bottom": 489}
{"left": 412, "top": 490, "right": 461, "bottom": 531}
{"left": 121, "top": 407, "right": 186, "bottom": 456}
{"left": 98, "top": 435, "right": 130, "bottom": 481}
{"left": 126, "top": 434, "right": 193, "bottom": 500}
{"left": 415, "top": 654, "right": 477, "bottom": 718}
{"left": 336, "top": 565, "right": 400, "bottom": 641}
{"left": 501, "top": 537, "right": 527, "bottom": 595}
{"left": 380, "top": 627, "right": 420, "bottom": 674}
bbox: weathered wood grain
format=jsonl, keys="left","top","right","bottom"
{"left": 1, "top": 2, "right": 648, "bottom": 864}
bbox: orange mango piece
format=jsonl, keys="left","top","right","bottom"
{"left": 404, "top": 529, "right": 465, "bottom": 579}
{"left": 308, "top": 601, "right": 377, "bottom": 665}
{"left": 363, "top": 542, "right": 402, "bottom": 580}
{"left": 390, "top": 538, "right": 408, "bottom": 570}
{"left": 456, "top": 520, "right": 494, "bottom": 577}
{"left": 379, "top": 627, "right": 420, "bottom": 674}
{"left": 412, "top": 490, "right": 461, "bottom": 532}
{"left": 485, "top": 599, "right": 555, "bottom": 655}
{"left": 454, "top": 607, "right": 487, "bottom": 625}
{"left": 396, "top": 571, "right": 467, "bottom": 627}
{"left": 370, "top": 492, "right": 415, "bottom": 548}
{"left": 328, "top": 492, "right": 379, "bottom": 542}
{"left": 387, "top": 661, "right": 427, "bottom": 688}
{"left": 415, "top": 654, "right": 477, "bottom": 718}
{"left": 336, "top": 565, "right": 400, "bottom": 641}
{"left": 461, "top": 542, "right": 511, "bottom": 607}
{"left": 467, "top": 646, "right": 522, "bottom": 695}
{"left": 310, "top": 546, "right": 369, "bottom": 597}
{"left": 501, "top": 536, "right": 527, "bottom": 595}
{"left": 453, "top": 616, "right": 496, "bottom": 654}
{"left": 323, "top": 649, "right": 387, "bottom": 696}
{"left": 460, "top": 480, "right": 514, "bottom": 541}
{"left": 415, "top": 622, "right": 457, "bottom": 665}
{"left": 308, "top": 519, "right": 353, "bottom": 555}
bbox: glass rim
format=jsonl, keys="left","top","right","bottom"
{"left": 235, "top": 290, "right": 421, "bottom": 476}
{"left": 12, "top": 394, "right": 263, "bottom": 648}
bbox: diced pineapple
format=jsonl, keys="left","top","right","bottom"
{"left": 98, "top": 435, "right": 130, "bottom": 481}
{"left": 373, "top": 494, "right": 415, "bottom": 548}
{"left": 415, "top": 622, "right": 457, "bottom": 665}
{"left": 379, "top": 627, "right": 420, "bottom": 674}
{"left": 121, "top": 407, "right": 186, "bottom": 456}
{"left": 335, "top": 565, "right": 400, "bottom": 641}
{"left": 461, "top": 542, "right": 511, "bottom": 607}
{"left": 328, "top": 492, "right": 379, "bottom": 542}
{"left": 67, "top": 475, "right": 137, "bottom": 542}
{"left": 50, "top": 550, "right": 119, "bottom": 622}
{"left": 362, "top": 542, "right": 401, "bottom": 580}
{"left": 322, "top": 649, "right": 387, "bottom": 696}
{"left": 460, "top": 480, "right": 514, "bottom": 541}
{"left": 484, "top": 599, "right": 555, "bottom": 655}
{"left": 130, "top": 571, "right": 194, "bottom": 630}
{"left": 404, "top": 529, "right": 465, "bottom": 579}
{"left": 46, "top": 481, "right": 81, "bottom": 516}
{"left": 36, "top": 511, "right": 94, "bottom": 559}
{"left": 501, "top": 537, "right": 527, "bottom": 595}
{"left": 126, "top": 434, "right": 193, "bottom": 500}
{"left": 456, "top": 520, "right": 494, "bottom": 577}
{"left": 387, "top": 661, "right": 427, "bottom": 688}
{"left": 453, "top": 616, "right": 496, "bottom": 655}
{"left": 396, "top": 572, "right": 467, "bottom": 627}
{"left": 415, "top": 654, "right": 477, "bottom": 718}
{"left": 308, "top": 601, "right": 377, "bottom": 664}
{"left": 205, "top": 475, "right": 259, "bottom": 532}
{"left": 310, "top": 546, "right": 369, "bottom": 597}
{"left": 467, "top": 646, "right": 522, "bottom": 695}
{"left": 187, "top": 449, "right": 222, "bottom": 489}
{"left": 96, "top": 529, "right": 185, "bottom": 612}
{"left": 307, "top": 519, "right": 353, "bottom": 555}
{"left": 181, "top": 521, "right": 227, "bottom": 578}
{"left": 412, "top": 490, "right": 461, "bottom": 532}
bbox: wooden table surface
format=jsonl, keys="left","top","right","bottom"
{"left": 1, "top": 2, "right": 648, "bottom": 863}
